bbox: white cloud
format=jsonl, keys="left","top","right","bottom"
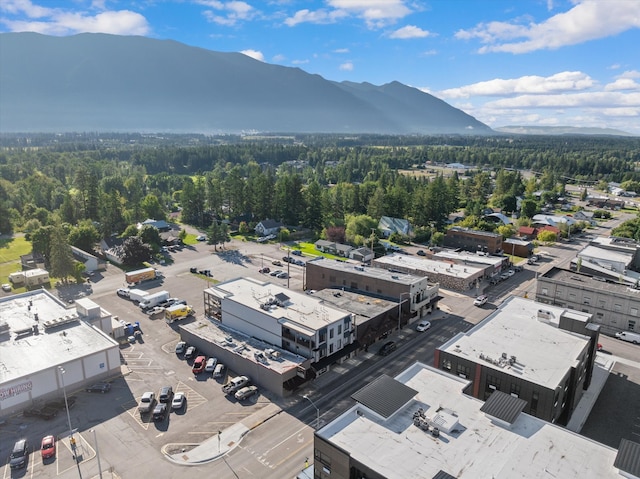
{"left": 456, "top": 0, "right": 640, "bottom": 54}
{"left": 421, "top": 49, "right": 437, "bottom": 56}
{"left": 1, "top": 8, "right": 150, "bottom": 35}
{"left": 485, "top": 91, "right": 640, "bottom": 109}
{"left": 240, "top": 49, "right": 264, "bottom": 61}
{"left": 333, "top": 48, "right": 349, "bottom": 53}
{"left": 605, "top": 78, "right": 640, "bottom": 92}
{"left": 292, "top": 59, "right": 309, "bottom": 65}
{"left": 272, "top": 54, "right": 286, "bottom": 62}
{"left": 389, "top": 25, "right": 432, "bottom": 39}
{"left": 284, "top": 8, "right": 346, "bottom": 26}
{"left": 285, "top": 0, "right": 411, "bottom": 28}
{"left": 201, "top": 1, "right": 256, "bottom": 26}
{"left": 339, "top": 61, "right": 354, "bottom": 71}
{"left": 1, "top": 0, "right": 51, "bottom": 18}
{"left": 438, "top": 71, "right": 595, "bottom": 99}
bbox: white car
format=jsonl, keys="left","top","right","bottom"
{"left": 1, "top": 283, "right": 11, "bottom": 292}
{"left": 205, "top": 357, "right": 218, "bottom": 372}
{"left": 474, "top": 295, "right": 488, "bottom": 306}
{"left": 416, "top": 320, "right": 431, "bottom": 332}
{"left": 506, "top": 269, "right": 515, "bottom": 277}
{"left": 171, "top": 392, "right": 186, "bottom": 410}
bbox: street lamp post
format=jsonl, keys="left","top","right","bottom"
{"left": 90, "top": 429, "right": 103, "bottom": 479}
{"left": 59, "top": 366, "right": 82, "bottom": 479}
{"left": 303, "top": 394, "right": 320, "bottom": 430}
{"left": 58, "top": 367, "right": 74, "bottom": 443}
{"left": 398, "top": 292, "right": 411, "bottom": 331}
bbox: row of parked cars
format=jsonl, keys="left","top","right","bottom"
{"left": 138, "top": 385, "right": 187, "bottom": 422}
{"left": 174, "top": 341, "right": 259, "bottom": 400}
{"left": 9, "top": 435, "right": 56, "bottom": 470}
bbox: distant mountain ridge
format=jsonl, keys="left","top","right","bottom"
{"left": 0, "top": 32, "right": 493, "bottom": 135}
{"left": 494, "top": 125, "right": 635, "bottom": 137}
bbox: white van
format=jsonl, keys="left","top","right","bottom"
{"left": 213, "top": 363, "right": 225, "bottom": 378}
{"left": 615, "top": 331, "right": 640, "bottom": 344}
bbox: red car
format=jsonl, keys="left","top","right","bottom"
{"left": 192, "top": 355, "right": 206, "bottom": 374}
{"left": 41, "top": 435, "right": 56, "bottom": 460}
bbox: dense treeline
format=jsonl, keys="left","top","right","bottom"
{"left": 0, "top": 133, "right": 638, "bottom": 247}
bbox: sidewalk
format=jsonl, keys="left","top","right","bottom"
{"left": 163, "top": 403, "right": 282, "bottom": 465}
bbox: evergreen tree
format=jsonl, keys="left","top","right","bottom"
{"left": 49, "top": 225, "right": 75, "bottom": 283}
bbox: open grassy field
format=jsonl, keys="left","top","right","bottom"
{"left": 0, "top": 236, "right": 31, "bottom": 286}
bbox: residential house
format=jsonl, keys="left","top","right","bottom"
{"left": 138, "top": 218, "right": 171, "bottom": 232}
{"left": 314, "top": 240, "right": 354, "bottom": 257}
{"left": 254, "top": 219, "right": 283, "bottom": 237}
{"left": 349, "top": 247, "right": 374, "bottom": 263}
{"left": 573, "top": 210, "right": 597, "bottom": 226}
{"left": 378, "top": 216, "right": 412, "bottom": 238}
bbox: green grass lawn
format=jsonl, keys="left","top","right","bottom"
{"left": 0, "top": 236, "right": 32, "bottom": 288}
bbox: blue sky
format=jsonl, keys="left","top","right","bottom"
{"left": 2, "top": 0, "right": 639, "bottom": 134}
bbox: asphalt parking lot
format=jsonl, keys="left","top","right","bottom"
{"left": 1, "top": 241, "right": 291, "bottom": 477}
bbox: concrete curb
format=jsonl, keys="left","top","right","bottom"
{"left": 162, "top": 403, "right": 283, "bottom": 466}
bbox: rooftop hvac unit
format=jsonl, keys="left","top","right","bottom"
{"left": 537, "top": 309, "right": 553, "bottom": 319}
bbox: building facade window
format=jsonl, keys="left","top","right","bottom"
{"left": 541, "top": 288, "right": 548, "bottom": 296}
{"left": 510, "top": 383, "right": 520, "bottom": 397}
{"left": 629, "top": 320, "right": 637, "bottom": 331}
{"left": 530, "top": 391, "right": 539, "bottom": 416}
{"left": 442, "top": 359, "right": 452, "bottom": 371}
{"left": 632, "top": 308, "right": 639, "bottom": 317}
{"left": 329, "top": 328, "right": 334, "bottom": 339}
{"left": 583, "top": 296, "right": 591, "bottom": 305}
{"left": 615, "top": 304, "right": 622, "bottom": 312}
{"left": 456, "top": 364, "right": 470, "bottom": 379}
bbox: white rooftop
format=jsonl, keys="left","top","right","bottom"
{"left": 439, "top": 297, "right": 590, "bottom": 387}
{"left": 374, "top": 253, "right": 482, "bottom": 279}
{"left": 0, "top": 290, "right": 118, "bottom": 383}
{"left": 433, "top": 250, "right": 505, "bottom": 267}
{"left": 208, "top": 277, "right": 348, "bottom": 332}
{"left": 320, "top": 363, "right": 619, "bottom": 479}
{"left": 579, "top": 244, "right": 634, "bottom": 265}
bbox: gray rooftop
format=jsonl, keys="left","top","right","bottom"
{"left": 310, "top": 289, "right": 397, "bottom": 320}
{"left": 308, "top": 258, "right": 433, "bottom": 286}
{"left": 0, "top": 290, "right": 118, "bottom": 383}
{"left": 374, "top": 254, "right": 482, "bottom": 280}
{"left": 180, "top": 319, "right": 307, "bottom": 374}
{"left": 439, "top": 297, "right": 590, "bottom": 387}
{"left": 319, "top": 363, "right": 619, "bottom": 479}
{"left": 351, "top": 374, "right": 418, "bottom": 419}
{"left": 542, "top": 267, "right": 640, "bottom": 296}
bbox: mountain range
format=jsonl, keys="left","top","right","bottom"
{"left": 0, "top": 32, "right": 493, "bottom": 135}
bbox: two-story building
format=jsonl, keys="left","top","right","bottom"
{"left": 203, "top": 277, "right": 355, "bottom": 367}
{"left": 305, "top": 258, "right": 440, "bottom": 324}
{"left": 443, "top": 227, "right": 503, "bottom": 255}
{"left": 435, "top": 296, "right": 599, "bottom": 425}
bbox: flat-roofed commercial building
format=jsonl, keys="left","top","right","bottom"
{"left": 204, "top": 277, "right": 355, "bottom": 367}
{"left": 436, "top": 297, "right": 599, "bottom": 425}
{"left": 537, "top": 266, "right": 640, "bottom": 335}
{"left": 305, "top": 258, "right": 440, "bottom": 323}
{"left": 373, "top": 253, "right": 483, "bottom": 292}
{"left": 444, "top": 226, "right": 503, "bottom": 254}
{"left": 310, "top": 289, "right": 400, "bottom": 350}
{"left": 0, "top": 290, "right": 121, "bottom": 417}
{"left": 312, "top": 363, "right": 626, "bottom": 479}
